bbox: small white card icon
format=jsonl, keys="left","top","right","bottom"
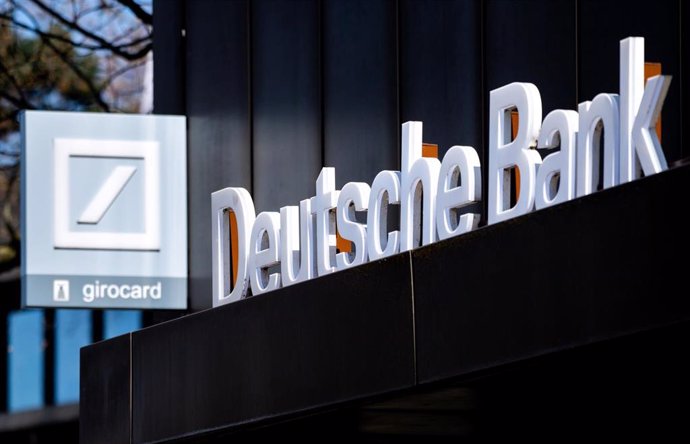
{"left": 53, "top": 280, "right": 70, "bottom": 302}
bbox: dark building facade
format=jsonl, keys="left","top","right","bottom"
{"left": 74, "top": 0, "right": 690, "bottom": 441}
{"left": 154, "top": 0, "right": 688, "bottom": 310}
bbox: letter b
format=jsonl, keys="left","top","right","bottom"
{"left": 488, "top": 82, "right": 542, "bottom": 224}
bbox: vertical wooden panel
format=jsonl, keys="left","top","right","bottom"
{"left": 185, "top": 0, "right": 251, "bottom": 310}
{"left": 322, "top": 0, "right": 398, "bottom": 187}
{"left": 251, "top": 0, "right": 321, "bottom": 212}
{"left": 578, "top": 0, "right": 681, "bottom": 163}
{"left": 399, "top": 0, "right": 482, "bottom": 159}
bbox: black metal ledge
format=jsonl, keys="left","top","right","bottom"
{"left": 413, "top": 161, "right": 690, "bottom": 383}
{"left": 81, "top": 163, "right": 690, "bottom": 443}
{"left": 0, "top": 403, "right": 77, "bottom": 434}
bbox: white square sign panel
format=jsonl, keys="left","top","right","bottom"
{"left": 21, "top": 111, "right": 187, "bottom": 309}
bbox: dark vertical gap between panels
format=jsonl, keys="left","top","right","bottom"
{"left": 679, "top": 0, "right": 683, "bottom": 160}
{"left": 319, "top": 0, "right": 325, "bottom": 169}
{"left": 180, "top": 0, "right": 189, "bottom": 319}
{"left": 408, "top": 252, "right": 417, "bottom": 385}
{"left": 682, "top": 0, "right": 688, "bottom": 160}
{"left": 480, "top": 0, "right": 488, "bottom": 227}
{"left": 397, "top": 3, "right": 410, "bottom": 383}
{"left": 0, "top": 309, "right": 7, "bottom": 412}
{"left": 251, "top": 0, "right": 322, "bottom": 212}
{"left": 43, "top": 309, "right": 54, "bottom": 406}
{"left": 247, "top": 0, "right": 254, "bottom": 199}
{"left": 575, "top": 0, "right": 579, "bottom": 106}
{"left": 398, "top": 0, "right": 483, "bottom": 380}
{"left": 395, "top": 0, "right": 401, "bottom": 168}
{"left": 0, "top": 282, "right": 20, "bottom": 312}
{"left": 91, "top": 311, "right": 103, "bottom": 343}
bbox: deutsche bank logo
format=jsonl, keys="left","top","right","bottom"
{"left": 22, "top": 112, "right": 187, "bottom": 309}
{"left": 53, "top": 280, "right": 70, "bottom": 302}
{"left": 54, "top": 139, "right": 160, "bottom": 251}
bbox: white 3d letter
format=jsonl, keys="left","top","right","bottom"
{"left": 311, "top": 168, "right": 339, "bottom": 276}
{"left": 400, "top": 122, "right": 441, "bottom": 251}
{"left": 535, "top": 110, "right": 578, "bottom": 209}
{"left": 280, "top": 199, "right": 315, "bottom": 287}
{"left": 435, "top": 145, "right": 481, "bottom": 240}
{"left": 367, "top": 170, "right": 400, "bottom": 261}
{"left": 631, "top": 75, "right": 671, "bottom": 175}
{"left": 211, "top": 187, "right": 255, "bottom": 306}
{"left": 336, "top": 182, "right": 370, "bottom": 269}
{"left": 619, "top": 37, "right": 671, "bottom": 182}
{"left": 577, "top": 94, "right": 619, "bottom": 196}
{"left": 248, "top": 211, "right": 281, "bottom": 295}
{"left": 619, "top": 37, "right": 645, "bottom": 183}
{"left": 488, "top": 82, "right": 542, "bottom": 224}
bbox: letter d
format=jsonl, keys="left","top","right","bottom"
{"left": 150, "top": 282, "right": 162, "bottom": 299}
{"left": 211, "top": 187, "right": 256, "bottom": 307}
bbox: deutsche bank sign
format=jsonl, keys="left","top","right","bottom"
{"left": 211, "top": 37, "right": 671, "bottom": 307}
{"left": 21, "top": 111, "right": 187, "bottom": 309}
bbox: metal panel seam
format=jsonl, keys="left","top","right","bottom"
{"left": 408, "top": 251, "right": 417, "bottom": 386}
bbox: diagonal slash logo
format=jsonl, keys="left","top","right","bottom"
{"left": 53, "top": 138, "right": 160, "bottom": 251}
{"left": 78, "top": 165, "right": 137, "bottom": 224}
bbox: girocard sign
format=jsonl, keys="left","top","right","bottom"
{"left": 211, "top": 37, "right": 671, "bottom": 307}
{"left": 21, "top": 112, "right": 187, "bottom": 309}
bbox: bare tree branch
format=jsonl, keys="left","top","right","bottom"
{"left": 5, "top": 4, "right": 110, "bottom": 111}
{"left": 0, "top": 147, "right": 20, "bottom": 158}
{"left": 116, "top": 34, "right": 151, "bottom": 49}
{"left": 0, "top": 58, "right": 34, "bottom": 108}
{"left": 1, "top": 167, "right": 20, "bottom": 248}
{"left": 103, "top": 57, "right": 147, "bottom": 85}
{"left": 2, "top": 12, "right": 103, "bottom": 51}
{"left": 3, "top": 11, "right": 151, "bottom": 55}
{"left": 29, "top": 0, "right": 151, "bottom": 61}
{"left": 0, "top": 89, "right": 31, "bottom": 110}
{"left": 116, "top": 0, "right": 152, "bottom": 25}
{"left": 74, "top": 4, "right": 109, "bottom": 22}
